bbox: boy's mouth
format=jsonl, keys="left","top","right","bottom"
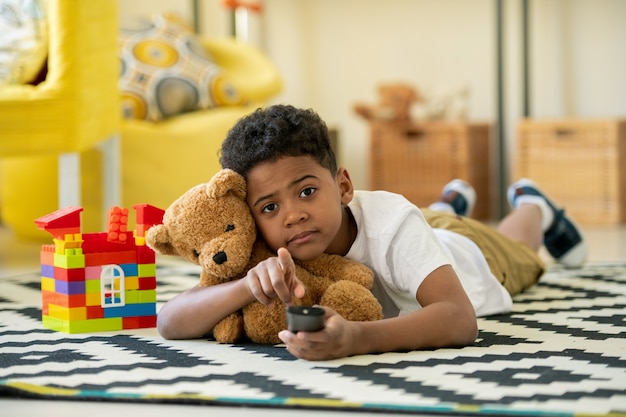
{"left": 288, "top": 231, "right": 315, "bottom": 245}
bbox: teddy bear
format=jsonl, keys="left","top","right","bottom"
{"left": 146, "top": 168, "right": 383, "bottom": 344}
{"left": 353, "top": 82, "right": 422, "bottom": 122}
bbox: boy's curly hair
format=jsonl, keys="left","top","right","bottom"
{"left": 219, "top": 104, "right": 337, "bottom": 178}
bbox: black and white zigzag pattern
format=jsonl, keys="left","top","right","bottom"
{"left": 1, "top": 261, "right": 625, "bottom": 416}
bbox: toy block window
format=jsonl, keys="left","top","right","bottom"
{"left": 100, "top": 265, "right": 126, "bottom": 308}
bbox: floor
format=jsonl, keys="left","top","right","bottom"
{"left": 1, "top": 223, "right": 625, "bottom": 416}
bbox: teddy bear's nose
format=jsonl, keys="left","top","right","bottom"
{"left": 213, "top": 251, "right": 228, "bottom": 265}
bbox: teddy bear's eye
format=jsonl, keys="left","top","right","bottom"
{"left": 193, "top": 250, "right": 200, "bottom": 258}
{"left": 225, "top": 224, "right": 235, "bottom": 232}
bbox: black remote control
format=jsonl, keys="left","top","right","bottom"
{"left": 286, "top": 306, "right": 325, "bottom": 332}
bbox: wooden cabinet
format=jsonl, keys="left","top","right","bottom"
{"left": 368, "top": 121, "right": 492, "bottom": 219}
{"left": 515, "top": 119, "right": 626, "bottom": 224}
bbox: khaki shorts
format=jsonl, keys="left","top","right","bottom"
{"left": 422, "top": 209, "right": 546, "bottom": 296}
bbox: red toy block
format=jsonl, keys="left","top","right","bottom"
{"left": 133, "top": 204, "right": 164, "bottom": 237}
{"left": 42, "top": 291, "right": 86, "bottom": 309}
{"left": 123, "top": 315, "right": 157, "bottom": 329}
{"left": 136, "top": 245, "right": 156, "bottom": 263}
{"left": 86, "top": 305, "right": 105, "bottom": 319}
{"left": 34, "top": 206, "right": 83, "bottom": 240}
{"left": 133, "top": 204, "right": 165, "bottom": 227}
{"left": 138, "top": 276, "right": 157, "bottom": 290}
{"left": 134, "top": 224, "right": 148, "bottom": 238}
{"left": 105, "top": 250, "right": 137, "bottom": 265}
{"left": 98, "top": 250, "right": 135, "bottom": 265}
{"left": 85, "top": 250, "right": 135, "bottom": 267}
{"left": 53, "top": 266, "right": 86, "bottom": 282}
{"left": 82, "top": 232, "right": 136, "bottom": 254}
{"left": 84, "top": 252, "right": 106, "bottom": 267}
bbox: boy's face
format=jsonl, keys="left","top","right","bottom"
{"left": 246, "top": 155, "right": 355, "bottom": 261}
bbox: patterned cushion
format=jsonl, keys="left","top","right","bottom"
{"left": 0, "top": 0, "right": 48, "bottom": 86}
{"left": 119, "top": 13, "right": 245, "bottom": 121}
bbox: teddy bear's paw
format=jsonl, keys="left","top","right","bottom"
{"left": 213, "top": 312, "right": 245, "bottom": 343}
{"left": 321, "top": 281, "right": 383, "bottom": 322}
{"left": 343, "top": 262, "right": 375, "bottom": 288}
{"left": 243, "top": 302, "right": 286, "bottom": 345}
{"left": 299, "top": 255, "right": 374, "bottom": 289}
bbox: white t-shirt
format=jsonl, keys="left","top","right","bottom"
{"left": 346, "top": 190, "right": 512, "bottom": 318}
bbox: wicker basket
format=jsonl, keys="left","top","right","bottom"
{"left": 368, "top": 121, "right": 492, "bottom": 219}
{"left": 515, "top": 119, "right": 626, "bottom": 224}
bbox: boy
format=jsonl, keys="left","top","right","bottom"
{"left": 157, "top": 105, "right": 587, "bottom": 361}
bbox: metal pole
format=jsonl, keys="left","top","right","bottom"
{"left": 495, "top": 0, "right": 507, "bottom": 218}
{"left": 522, "top": 0, "right": 531, "bottom": 117}
{"left": 192, "top": 0, "right": 201, "bottom": 33}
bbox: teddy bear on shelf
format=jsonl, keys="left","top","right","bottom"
{"left": 146, "top": 169, "right": 383, "bottom": 344}
{"left": 353, "top": 82, "right": 422, "bottom": 122}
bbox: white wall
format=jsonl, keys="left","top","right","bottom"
{"left": 117, "top": 0, "right": 626, "bottom": 200}
{"left": 263, "top": 0, "right": 497, "bottom": 190}
{"left": 531, "top": 0, "right": 626, "bottom": 118}
{"left": 117, "top": 0, "right": 229, "bottom": 36}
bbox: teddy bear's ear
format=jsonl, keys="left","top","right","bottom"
{"left": 207, "top": 169, "right": 247, "bottom": 201}
{"left": 145, "top": 224, "right": 179, "bottom": 256}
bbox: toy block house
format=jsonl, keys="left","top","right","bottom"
{"left": 35, "top": 204, "right": 165, "bottom": 333}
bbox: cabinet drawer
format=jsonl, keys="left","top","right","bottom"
{"left": 515, "top": 119, "right": 626, "bottom": 224}
{"left": 369, "top": 122, "right": 491, "bottom": 219}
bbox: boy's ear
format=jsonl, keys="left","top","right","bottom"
{"left": 145, "top": 224, "right": 179, "bottom": 256}
{"left": 337, "top": 167, "right": 354, "bottom": 204}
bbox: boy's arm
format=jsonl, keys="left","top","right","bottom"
{"left": 158, "top": 249, "right": 305, "bottom": 340}
{"left": 157, "top": 279, "right": 255, "bottom": 340}
{"left": 354, "top": 264, "right": 478, "bottom": 354}
{"left": 280, "top": 265, "right": 477, "bottom": 360}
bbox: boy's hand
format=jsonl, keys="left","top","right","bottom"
{"left": 244, "top": 247, "right": 306, "bottom": 305}
{"left": 278, "top": 307, "right": 357, "bottom": 361}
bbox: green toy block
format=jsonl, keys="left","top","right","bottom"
{"left": 43, "top": 315, "right": 123, "bottom": 333}
{"left": 124, "top": 289, "right": 157, "bottom": 304}
{"left": 85, "top": 279, "right": 100, "bottom": 294}
{"left": 137, "top": 263, "right": 156, "bottom": 277}
{"left": 53, "top": 249, "right": 86, "bottom": 269}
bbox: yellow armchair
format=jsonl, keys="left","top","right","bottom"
{"left": 0, "top": 0, "right": 120, "bottom": 240}
{"left": 2, "top": 21, "right": 282, "bottom": 238}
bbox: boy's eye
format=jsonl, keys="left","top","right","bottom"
{"left": 225, "top": 224, "right": 235, "bottom": 232}
{"left": 300, "top": 187, "right": 316, "bottom": 198}
{"left": 261, "top": 203, "right": 277, "bottom": 214}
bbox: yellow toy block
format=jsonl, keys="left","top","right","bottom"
{"left": 137, "top": 263, "right": 156, "bottom": 277}
{"left": 48, "top": 304, "right": 87, "bottom": 321}
{"left": 41, "top": 277, "right": 56, "bottom": 292}
{"left": 53, "top": 237, "right": 83, "bottom": 254}
{"left": 63, "top": 233, "right": 83, "bottom": 241}
{"left": 85, "top": 292, "right": 101, "bottom": 306}
{"left": 125, "top": 276, "right": 139, "bottom": 290}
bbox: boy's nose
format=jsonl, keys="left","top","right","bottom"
{"left": 284, "top": 207, "right": 307, "bottom": 226}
